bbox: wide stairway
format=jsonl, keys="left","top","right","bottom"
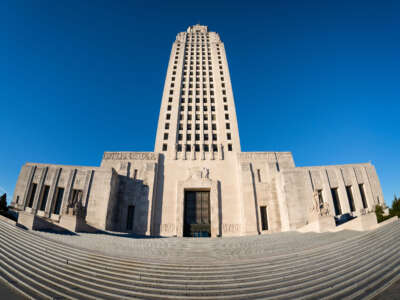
{"left": 0, "top": 219, "right": 399, "bottom": 299}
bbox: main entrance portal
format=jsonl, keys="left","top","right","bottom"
{"left": 183, "top": 191, "right": 211, "bottom": 237}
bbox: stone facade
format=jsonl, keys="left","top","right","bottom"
{"left": 11, "top": 25, "right": 385, "bottom": 236}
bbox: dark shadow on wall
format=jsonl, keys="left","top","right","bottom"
{"left": 152, "top": 154, "right": 165, "bottom": 236}
{"left": 217, "top": 180, "right": 222, "bottom": 237}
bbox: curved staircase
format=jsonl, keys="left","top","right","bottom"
{"left": 0, "top": 219, "right": 399, "bottom": 299}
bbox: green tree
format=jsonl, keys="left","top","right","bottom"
{"left": 389, "top": 194, "right": 400, "bottom": 218}
{"left": 375, "top": 204, "right": 391, "bottom": 223}
{"left": 0, "top": 193, "right": 7, "bottom": 212}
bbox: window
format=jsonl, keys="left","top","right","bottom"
{"left": 162, "top": 144, "right": 168, "bottom": 151}
{"left": 178, "top": 134, "right": 182, "bottom": 141}
{"left": 223, "top": 97, "right": 227, "bottom": 102}
{"left": 27, "top": 183, "right": 37, "bottom": 208}
{"left": 39, "top": 185, "right": 50, "bottom": 211}
{"left": 195, "top": 124, "right": 200, "bottom": 130}
{"left": 359, "top": 184, "right": 368, "bottom": 209}
{"left": 227, "top": 133, "right": 231, "bottom": 140}
{"left": 228, "top": 144, "right": 233, "bottom": 151}
{"left": 204, "top": 134, "right": 209, "bottom": 141}
{"left": 212, "top": 124, "right": 217, "bottom": 130}
{"left": 213, "top": 144, "right": 218, "bottom": 152}
{"left": 53, "top": 187, "right": 64, "bottom": 215}
{"left": 224, "top": 105, "right": 228, "bottom": 111}
{"left": 165, "top": 123, "right": 169, "bottom": 130}
{"left": 203, "top": 144, "right": 209, "bottom": 152}
{"left": 126, "top": 205, "right": 135, "bottom": 231}
{"left": 187, "top": 134, "right": 191, "bottom": 140}
{"left": 187, "top": 114, "right": 192, "bottom": 120}
{"left": 225, "top": 114, "right": 229, "bottom": 120}
{"left": 211, "top": 114, "right": 216, "bottom": 121}
{"left": 167, "top": 105, "right": 171, "bottom": 111}
{"left": 195, "top": 144, "right": 200, "bottom": 152}
{"left": 260, "top": 206, "right": 268, "bottom": 230}
{"left": 346, "top": 186, "right": 356, "bottom": 212}
{"left": 177, "top": 144, "right": 182, "bottom": 152}
{"left": 187, "top": 124, "right": 192, "bottom": 130}
{"left": 186, "top": 144, "right": 191, "bottom": 151}
{"left": 169, "top": 90, "right": 173, "bottom": 95}
{"left": 204, "top": 124, "right": 208, "bottom": 130}
{"left": 163, "top": 133, "right": 168, "bottom": 140}
{"left": 212, "top": 134, "right": 217, "bottom": 141}
{"left": 226, "top": 123, "right": 230, "bottom": 129}
{"left": 331, "top": 188, "right": 342, "bottom": 216}
{"left": 168, "top": 97, "right": 172, "bottom": 102}
{"left": 195, "top": 134, "right": 200, "bottom": 141}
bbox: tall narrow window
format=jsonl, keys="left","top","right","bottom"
{"left": 260, "top": 206, "right": 268, "bottom": 230}
{"left": 39, "top": 185, "right": 50, "bottom": 211}
{"left": 27, "top": 183, "right": 37, "bottom": 208}
{"left": 53, "top": 187, "right": 64, "bottom": 215}
{"left": 346, "top": 186, "right": 356, "bottom": 212}
{"left": 126, "top": 205, "right": 135, "bottom": 230}
{"left": 359, "top": 184, "right": 368, "bottom": 209}
{"left": 331, "top": 188, "right": 342, "bottom": 216}
{"left": 257, "top": 169, "right": 261, "bottom": 182}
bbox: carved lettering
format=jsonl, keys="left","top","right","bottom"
{"left": 222, "top": 223, "right": 241, "bottom": 233}
{"left": 103, "top": 152, "right": 158, "bottom": 161}
{"left": 238, "top": 152, "right": 291, "bottom": 161}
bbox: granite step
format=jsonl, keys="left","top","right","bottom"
{"left": 0, "top": 219, "right": 399, "bottom": 299}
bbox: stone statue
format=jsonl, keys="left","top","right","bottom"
{"left": 73, "top": 199, "right": 85, "bottom": 218}
{"left": 320, "top": 201, "right": 330, "bottom": 216}
{"left": 202, "top": 168, "right": 210, "bottom": 179}
{"left": 311, "top": 190, "right": 330, "bottom": 216}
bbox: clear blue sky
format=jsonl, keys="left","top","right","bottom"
{"left": 1, "top": 1, "right": 399, "bottom": 206}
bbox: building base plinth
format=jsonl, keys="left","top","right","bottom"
{"left": 17, "top": 212, "right": 52, "bottom": 231}
{"left": 298, "top": 215, "right": 336, "bottom": 233}
{"left": 59, "top": 215, "right": 98, "bottom": 233}
{"left": 333, "top": 213, "right": 378, "bottom": 231}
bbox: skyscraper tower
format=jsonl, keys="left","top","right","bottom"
{"left": 155, "top": 25, "right": 241, "bottom": 159}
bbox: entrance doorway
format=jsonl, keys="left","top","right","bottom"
{"left": 183, "top": 190, "right": 210, "bottom": 237}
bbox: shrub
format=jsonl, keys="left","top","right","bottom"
{"left": 0, "top": 193, "right": 7, "bottom": 212}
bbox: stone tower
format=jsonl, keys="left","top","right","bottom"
{"left": 154, "top": 24, "right": 241, "bottom": 159}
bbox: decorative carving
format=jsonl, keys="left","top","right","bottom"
{"left": 103, "top": 152, "right": 158, "bottom": 161}
{"left": 202, "top": 168, "right": 209, "bottom": 179}
{"left": 188, "top": 167, "right": 210, "bottom": 180}
{"left": 311, "top": 190, "right": 330, "bottom": 216}
{"left": 160, "top": 223, "right": 175, "bottom": 233}
{"left": 222, "top": 224, "right": 240, "bottom": 233}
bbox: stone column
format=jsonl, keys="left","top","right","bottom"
{"left": 20, "top": 166, "right": 36, "bottom": 210}
{"left": 336, "top": 168, "right": 350, "bottom": 214}
{"left": 219, "top": 144, "right": 224, "bottom": 160}
{"left": 320, "top": 169, "right": 335, "bottom": 216}
{"left": 239, "top": 162, "right": 259, "bottom": 235}
{"left": 31, "top": 167, "right": 48, "bottom": 214}
{"left": 183, "top": 145, "right": 187, "bottom": 160}
{"left": 45, "top": 168, "right": 62, "bottom": 218}
{"left": 61, "top": 169, "right": 76, "bottom": 215}
{"left": 191, "top": 148, "right": 196, "bottom": 160}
